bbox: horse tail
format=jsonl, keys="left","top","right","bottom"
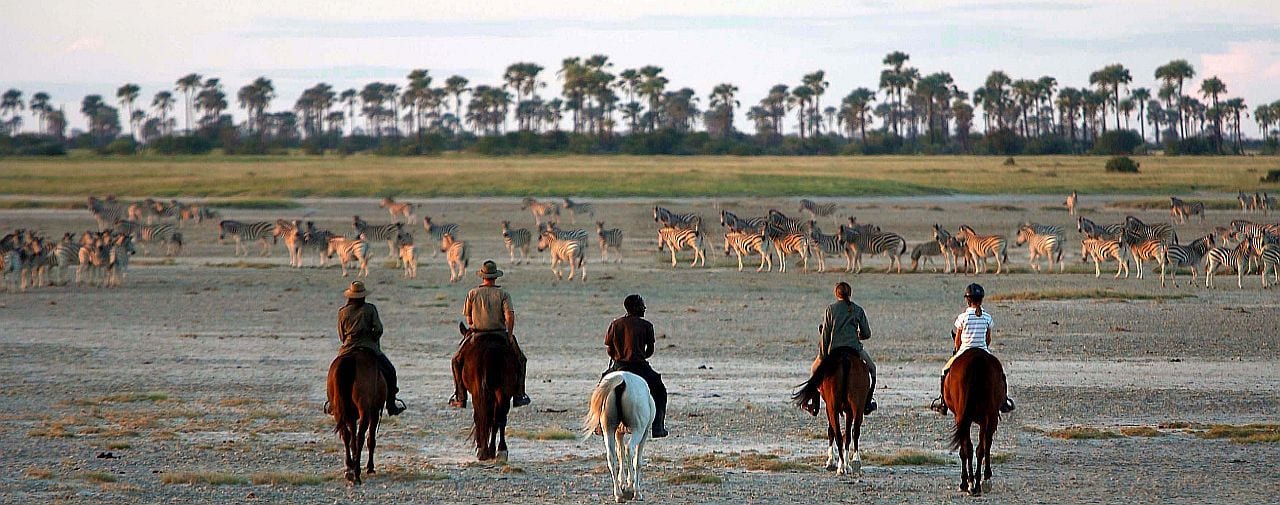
{"left": 582, "top": 372, "right": 626, "bottom": 440}
{"left": 948, "top": 352, "right": 992, "bottom": 451}
{"left": 328, "top": 353, "right": 357, "bottom": 434}
{"left": 472, "top": 375, "right": 492, "bottom": 452}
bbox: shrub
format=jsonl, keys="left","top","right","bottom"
{"left": 1105, "top": 156, "right": 1140, "bottom": 173}
{"left": 978, "top": 128, "right": 1024, "bottom": 155}
{"left": 1164, "top": 136, "right": 1215, "bottom": 156}
{"left": 99, "top": 137, "right": 138, "bottom": 155}
{"left": 1025, "top": 135, "right": 1074, "bottom": 155}
{"left": 150, "top": 135, "right": 213, "bottom": 155}
{"left": 1091, "top": 130, "right": 1144, "bottom": 155}
{"left": 0, "top": 134, "right": 67, "bottom": 156}
{"left": 1262, "top": 170, "right": 1280, "bottom": 183}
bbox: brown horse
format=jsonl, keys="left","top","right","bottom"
{"left": 458, "top": 322, "right": 519, "bottom": 461}
{"left": 943, "top": 348, "right": 1007, "bottom": 496}
{"left": 792, "top": 347, "right": 870, "bottom": 475}
{"left": 326, "top": 348, "right": 386, "bottom": 484}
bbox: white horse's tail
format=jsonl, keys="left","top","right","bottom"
{"left": 582, "top": 372, "right": 626, "bottom": 440}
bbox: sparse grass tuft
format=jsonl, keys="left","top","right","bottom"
{"left": 1048, "top": 426, "right": 1122, "bottom": 440}
{"left": 160, "top": 471, "right": 248, "bottom": 485}
{"left": 988, "top": 289, "right": 1192, "bottom": 302}
{"left": 1195, "top": 424, "right": 1280, "bottom": 444}
{"left": 864, "top": 449, "right": 948, "bottom": 466}
{"left": 248, "top": 472, "right": 330, "bottom": 486}
{"left": 107, "top": 441, "right": 133, "bottom": 450}
{"left": 667, "top": 472, "right": 723, "bottom": 485}
{"left": 77, "top": 472, "right": 118, "bottom": 483}
{"left": 1120, "top": 426, "right": 1163, "bottom": 437}
{"left": 1107, "top": 198, "right": 1239, "bottom": 211}
{"left": 990, "top": 453, "right": 1015, "bottom": 464}
{"left": 508, "top": 427, "right": 575, "bottom": 440}
{"left": 92, "top": 392, "right": 169, "bottom": 403}
{"left": 24, "top": 467, "right": 54, "bottom": 479}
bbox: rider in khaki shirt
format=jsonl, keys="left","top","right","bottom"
{"left": 803, "top": 282, "right": 877, "bottom": 414}
{"left": 449, "top": 260, "right": 530, "bottom": 408}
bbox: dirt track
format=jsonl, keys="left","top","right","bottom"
{"left": 2, "top": 196, "right": 1278, "bottom": 504}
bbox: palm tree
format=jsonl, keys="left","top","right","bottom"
{"left": 2, "top": 89, "right": 25, "bottom": 134}
{"left": 791, "top": 85, "right": 814, "bottom": 139}
{"left": 1256, "top": 102, "right": 1278, "bottom": 144}
{"left": 1199, "top": 76, "right": 1226, "bottom": 152}
{"left": 879, "top": 51, "right": 912, "bottom": 136}
{"left": 1035, "top": 76, "right": 1058, "bottom": 136}
{"left": 916, "top": 72, "right": 954, "bottom": 143}
{"left": 443, "top": 76, "right": 470, "bottom": 134}
{"left": 339, "top": 88, "right": 358, "bottom": 134}
{"left": 841, "top": 87, "right": 875, "bottom": 141}
{"left": 116, "top": 84, "right": 141, "bottom": 138}
{"left": 1155, "top": 59, "right": 1195, "bottom": 139}
{"left": 152, "top": 91, "right": 175, "bottom": 135}
{"left": 980, "top": 71, "right": 1012, "bottom": 131}
{"left": 1129, "top": 88, "right": 1151, "bottom": 141}
{"left": 194, "top": 78, "right": 227, "bottom": 129}
{"left": 637, "top": 65, "right": 667, "bottom": 132}
{"left": 1118, "top": 98, "right": 1135, "bottom": 130}
{"left": 28, "top": 92, "right": 50, "bottom": 134}
{"left": 1055, "top": 87, "right": 1082, "bottom": 146}
{"left": 405, "top": 69, "right": 431, "bottom": 136}
{"left": 1103, "top": 64, "right": 1132, "bottom": 131}
{"left": 1087, "top": 67, "right": 1112, "bottom": 134}
{"left": 45, "top": 108, "right": 67, "bottom": 138}
{"left": 236, "top": 77, "right": 274, "bottom": 134}
{"left": 1011, "top": 79, "right": 1038, "bottom": 138}
{"left": 1146, "top": 99, "right": 1164, "bottom": 144}
{"left": 952, "top": 99, "right": 975, "bottom": 152}
{"left": 708, "top": 83, "right": 739, "bottom": 135}
{"left": 802, "top": 70, "right": 828, "bottom": 135}
{"left": 1223, "top": 97, "right": 1246, "bottom": 153}
{"left": 175, "top": 73, "right": 202, "bottom": 134}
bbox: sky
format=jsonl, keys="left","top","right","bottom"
{"left": 3, "top": 0, "right": 1279, "bottom": 136}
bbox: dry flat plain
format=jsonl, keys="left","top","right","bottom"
{"left": 2, "top": 194, "right": 1279, "bottom": 504}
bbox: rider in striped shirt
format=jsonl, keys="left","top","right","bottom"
{"left": 931, "top": 284, "right": 1015, "bottom": 414}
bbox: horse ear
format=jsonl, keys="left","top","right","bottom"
{"left": 458, "top": 321, "right": 468, "bottom": 335}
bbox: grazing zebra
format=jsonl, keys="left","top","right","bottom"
{"left": 770, "top": 232, "right": 810, "bottom": 273}
{"left": 440, "top": 233, "right": 469, "bottom": 283}
{"left": 152, "top": 200, "right": 186, "bottom": 224}
{"left": 766, "top": 209, "right": 806, "bottom": 234}
{"left": 1239, "top": 191, "right": 1254, "bottom": 213}
{"left": 1170, "top": 197, "right": 1205, "bottom": 224}
{"left": 596, "top": 221, "right": 624, "bottom": 263}
{"left": 1081, "top": 237, "right": 1129, "bottom": 279}
{"left": 806, "top": 221, "right": 845, "bottom": 272}
{"left": 523, "top": 197, "right": 561, "bottom": 226}
{"left": 723, "top": 230, "right": 773, "bottom": 272}
{"left": 1123, "top": 215, "right": 1175, "bottom": 246}
{"left": 1065, "top": 191, "right": 1078, "bottom": 216}
{"left": 1165, "top": 233, "right": 1215, "bottom": 287}
{"left": 1015, "top": 224, "right": 1063, "bottom": 273}
{"left": 501, "top": 220, "right": 532, "bottom": 265}
{"left": 107, "top": 234, "right": 136, "bottom": 287}
{"left": 841, "top": 223, "right": 905, "bottom": 274}
{"left": 50, "top": 234, "right": 79, "bottom": 285}
{"left": 326, "top": 235, "right": 370, "bottom": 278}
{"left": 353, "top": 217, "right": 404, "bottom": 259}
{"left": 956, "top": 225, "right": 1007, "bottom": 275}
{"left": 1128, "top": 238, "right": 1168, "bottom": 284}
{"left": 281, "top": 221, "right": 305, "bottom": 268}
{"left": 719, "top": 209, "right": 765, "bottom": 233}
{"left": 87, "top": 196, "right": 129, "bottom": 231}
{"left": 399, "top": 243, "right": 418, "bottom": 279}
{"left": 128, "top": 199, "right": 160, "bottom": 224}
{"left": 380, "top": 197, "right": 415, "bottom": 222}
{"left": 799, "top": 199, "right": 838, "bottom": 221}
{"left": 1077, "top": 216, "right": 1124, "bottom": 241}
{"left": 422, "top": 216, "right": 460, "bottom": 258}
{"left": 301, "top": 222, "right": 335, "bottom": 267}
{"left": 537, "top": 230, "right": 586, "bottom": 282}
{"left": 910, "top": 241, "right": 944, "bottom": 272}
{"left": 220, "top": 220, "right": 275, "bottom": 256}
{"left": 113, "top": 219, "right": 140, "bottom": 237}
{"left": 1255, "top": 242, "right": 1280, "bottom": 288}
{"left": 1205, "top": 238, "right": 1254, "bottom": 289}
{"left": 562, "top": 198, "right": 594, "bottom": 224}
{"left": 653, "top": 206, "right": 701, "bottom": 230}
{"left": 932, "top": 224, "right": 970, "bottom": 274}
{"left": 656, "top": 226, "right": 705, "bottom": 268}
{"left": 136, "top": 223, "right": 182, "bottom": 256}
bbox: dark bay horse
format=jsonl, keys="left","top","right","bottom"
{"left": 792, "top": 347, "right": 870, "bottom": 475}
{"left": 326, "top": 348, "right": 386, "bottom": 484}
{"left": 943, "top": 348, "right": 1007, "bottom": 496}
{"left": 458, "top": 322, "right": 519, "bottom": 461}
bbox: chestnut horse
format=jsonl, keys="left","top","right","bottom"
{"left": 792, "top": 347, "right": 870, "bottom": 475}
{"left": 943, "top": 348, "right": 1007, "bottom": 496}
{"left": 457, "top": 322, "right": 519, "bottom": 461}
{"left": 326, "top": 348, "right": 386, "bottom": 484}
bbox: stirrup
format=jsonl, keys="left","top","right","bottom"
{"left": 864, "top": 398, "right": 877, "bottom": 414}
{"left": 513, "top": 394, "right": 531, "bottom": 408}
{"left": 386, "top": 399, "right": 406, "bottom": 416}
{"left": 1000, "top": 398, "right": 1016, "bottom": 413}
{"left": 930, "top": 397, "right": 948, "bottom": 414}
{"left": 322, "top": 400, "right": 332, "bottom": 415}
{"left": 448, "top": 394, "right": 466, "bottom": 408}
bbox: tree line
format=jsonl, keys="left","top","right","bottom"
{"left": 2, "top": 52, "right": 1278, "bottom": 156}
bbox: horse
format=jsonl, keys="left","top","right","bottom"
{"left": 582, "top": 371, "right": 655, "bottom": 503}
{"left": 943, "top": 348, "right": 1007, "bottom": 496}
{"left": 326, "top": 348, "right": 387, "bottom": 485}
{"left": 457, "top": 322, "right": 519, "bottom": 461}
{"left": 792, "top": 347, "right": 870, "bottom": 475}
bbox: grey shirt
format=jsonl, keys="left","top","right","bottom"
{"left": 820, "top": 301, "right": 871, "bottom": 357}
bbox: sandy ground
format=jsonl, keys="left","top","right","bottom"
{"left": 1, "top": 195, "right": 1278, "bottom": 504}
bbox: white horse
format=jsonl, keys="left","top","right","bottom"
{"left": 582, "top": 372, "right": 655, "bottom": 503}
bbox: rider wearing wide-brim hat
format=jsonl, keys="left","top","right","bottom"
{"left": 336, "top": 281, "right": 405, "bottom": 415}
{"left": 450, "top": 259, "right": 531, "bottom": 408}
{"left": 932, "top": 283, "right": 1015, "bottom": 414}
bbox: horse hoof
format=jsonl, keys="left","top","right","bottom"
{"left": 497, "top": 450, "right": 508, "bottom": 462}
{"left": 971, "top": 486, "right": 982, "bottom": 497}
{"left": 826, "top": 463, "right": 837, "bottom": 471}
{"left": 982, "top": 480, "right": 991, "bottom": 493}
{"left": 960, "top": 483, "right": 969, "bottom": 492}
{"left": 366, "top": 468, "right": 376, "bottom": 475}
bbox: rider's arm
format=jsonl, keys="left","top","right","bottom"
{"left": 503, "top": 292, "right": 515, "bottom": 335}
{"left": 369, "top": 306, "right": 383, "bottom": 340}
{"left": 819, "top": 307, "right": 834, "bottom": 358}
{"left": 642, "top": 321, "right": 655, "bottom": 359}
{"left": 857, "top": 307, "right": 871, "bottom": 341}
{"left": 604, "top": 320, "right": 620, "bottom": 361}
{"left": 953, "top": 313, "right": 964, "bottom": 352}
{"left": 463, "top": 291, "right": 474, "bottom": 327}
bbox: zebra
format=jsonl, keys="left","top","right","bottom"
{"left": 723, "top": 230, "right": 773, "bottom": 272}
{"left": 440, "top": 233, "right": 469, "bottom": 283}
{"left": 537, "top": 230, "right": 586, "bottom": 282}
{"left": 76, "top": 236, "right": 112, "bottom": 287}
{"left": 1205, "top": 237, "right": 1254, "bottom": 289}
{"left": 303, "top": 221, "right": 335, "bottom": 267}
{"left": 399, "top": 243, "right": 418, "bottom": 279}
{"left": 1015, "top": 224, "right": 1063, "bottom": 273}
{"left": 380, "top": 197, "right": 416, "bottom": 222}
{"left": 423, "top": 216, "right": 460, "bottom": 258}
{"left": 1077, "top": 216, "right": 1124, "bottom": 241}
{"left": 353, "top": 217, "right": 404, "bottom": 259}
{"left": 1065, "top": 191, "right": 1078, "bottom": 216}
{"left": 841, "top": 223, "right": 905, "bottom": 274}
{"left": 766, "top": 209, "right": 805, "bottom": 234}
{"left": 596, "top": 221, "right": 624, "bottom": 263}
{"left": 106, "top": 234, "right": 136, "bottom": 287}
{"left": 1, "top": 248, "right": 20, "bottom": 291}
{"left": 932, "top": 224, "right": 970, "bottom": 274}
{"left": 136, "top": 223, "right": 182, "bottom": 256}
{"left": 562, "top": 198, "right": 595, "bottom": 224}
{"left": 719, "top": 209, "right": 765, "bottom": 233}
{"left": 88, "top": 196, "right": 129, "bottom": 231}
{"left": 128, "top": 199, "right": 161, "bottom": 224}
{"left": 1123, "top": 215, "right": 1175, "bottom": 246}
{"left": 501, "top": 220, "right": 532, "bottom": 265}
{"left": 50, "top": 234, "right": 79, "bottom": 285}
{"left": 1081, "top": 237, "right": 1129, "bottom": 279}
{"left": 799, "top": 199, "right": 838, "bottom": 221}
{"left": 1165, "top": 233, "right": 1215, "bottom": 287}
{"left": 152, "top": 199, "right": 186, "bottom": 224}
{"left": 910, "top": 241, "right": 944, "bottom": 272}
{"left": 280, "top": 221, "right": 305, "bottom": 268}
{"left": 1230, "top": 220, "right": 1280, "bottom": 245}
{"left": 1128, "top": 238, "right": 1168, "bottom": 284}
{"left": 179, "top": 204, "right": 218, "bottom": 227}
{"left": 542, "top": 222, "right": 590, "bottom": 245}
{"left": 771, "top": 231, "right": 810, "bottom": 273}
{"left": 1170, "top": 197, "right": 1205, "bottom": 224}
{"left": 956, "top": 225, "right": 1007, "bottom": 275}
{"left": 523, "top": 197, "right": 561, "bottom": 226}
{"left": 1262, "top": 193, "right": 1277, "bottom": 215}
{"left": 653, "top": 206, "right": 701, "bottom": 230}
{"left": 656, "top": 226, "right": 705, "bottom": 268}
{"left": 326, "top": 235, "right": 370, "bottom": 278}
{"left": 220, "top": 220, "right": 275, "bottom": 256}
{"left": 1239, "top": 191, "right": 1254, "bottom": 213}
{"left": 806, "top": 221, "right": 845, "bottom": 273}
{"left": 113, "top": 219, "right": 140, "bottom": 237}
{"left": 1255, "top": 242, "right": 1280, "bottom": 288}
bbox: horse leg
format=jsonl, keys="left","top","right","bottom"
{"left": 958, "top": 430, "right": 971, "bottom": 492}
{"left": 604, "top": 428, "right": 623, "bottom": 502}
{"left": 981, "top": 415, "right": 999, "bottom": 492}
{"left": 352, "top": 417, "right": 367, "bottom": 484}
{"left": 850, "top": 410, "right": 862, "bottom": 474}
{"left": 631, "top": 432, "right": 647, "bottom": 501}
{"left": 341, "top": 424, "right": 357, "bottom": 484}
{"left": 365, "top": 415, "right": 378, "bottom": 475}
{"left": 828, "top": 407, "right": 847, "bottom": 475}
{"left": 824, "top": 423, "right": 837, "bottom": 471}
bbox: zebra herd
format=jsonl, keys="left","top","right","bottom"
{"left": 1, "top": 228, "right": 136, "bottom": 290}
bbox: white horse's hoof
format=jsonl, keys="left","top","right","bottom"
{"left": 982, "top": 480, "right": 992, "bottom": 493}
{"left": 496, "top": 450, "right": 508, "bottom": 462}
{"left": 836, "top": 466, "right": 847, "bottom": 476}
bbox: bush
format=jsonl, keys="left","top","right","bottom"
{"left": 0, "top": 134, "right": 66, "bottom": 156}
{"left": 977, "top": 128, "right": 1024, "bottom": 156}
{"left": 1091, "top": 130, "right": 1144, "bottom": 155}
{"left": 1105, "top": 156, "right": 1140, "bottom": 173}
{"left": 99, "top": 137, "right": 138, "bottom": 155}
{"left": 1025, "top": 135, "right": 1074, "bottom": 155}
{"left": 150, "top": 135, "right": 213, "bottom": 155}
{"left": 1164, "top": 136, "right": 1215, "bottom": 156}
{"left": 1262, "top": 170, "right": 1280, "bottom": 183}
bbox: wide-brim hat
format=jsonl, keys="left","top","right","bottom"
{"left": 476, "top": 259, "right": 504, "bottom": 279}
{"left": 343, "top": 281, "right": 370, "bottom": 298}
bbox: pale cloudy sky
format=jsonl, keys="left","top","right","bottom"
{"left": 4, "top": 0, "right": 1279, "bottom": 135}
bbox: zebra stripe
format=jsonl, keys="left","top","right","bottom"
{"left": 842, "top": 223, "right": 905, "bottom": 274}
{"left": 107, "top": 235, "right": 135, "bottom": 287}
{"left": 1170, "top": 197, "right": 1205, "bottom": 224}
{"left": 1015, "top": 224, "right": 1063, "bottom": 273}
{"left": 501, "top": 220, "right": 532, "bottom": 265}
{"left": 799, "top": 199, "right": 838, "bottom": 219}
{"left": 910, "top": 241, "right": 944, "bottom": 272}
{"left": 1165, "top": 233, "right": 1215, "bottom": 286}
{"left": 1077, "top": 216, "right": 1123, "bottom": 241}
{"left": 1081, "top": 237, "right": 1128, "bottom": 279}
{"left": 562, "top": 198, "right": 595, "bottom": 223}
{"left": 87, "top": 197, "right": 129, "bottom": 231}
{"left": 932, "top": 224, "right": 970, "bottom": 274}
{"left": 766, "top": 209, "right": 805, "bottom": 234}
{"left": 719, "top": 210, "right": 766, "bottom": 233}
{"left": 220, "top": 220, "right": 275, "bottom": 256}
{"left": 656, "top": 226, "right": 705, "bottom": 268}
{"left": 326, "top": 236, "right": 370, "bottom": 278}
{"left": 596, "top": 221, "right": 624, "bottom": 263}
{"left": 1123, "top": 215, "right": 1175, "bottom": 246}
{"left": 1205, "top": 239, "right": 1253, "bottom": 289}
{"left": 136, "top": 223, "right": 181, "bottom": 256}
{"left": 1128, "top": 238, "right": 1168, "bottom": 283}
{"left": 771, "top": 232, "right": 810, "bottom": 273}
{"left": 1065, "top": 191, "right": 1078, "bottom": 216}
{"left": 956, "top": 225, "right": 1007, "bottom": 275}
{"left": 1257, "top": 243, "right": 1280, "bottom": 288}
{"left": 438, "top": 233, "right": 469, "bottom": 283}
{"left": 806, "top": 222, "right": 844, "bottom": 273}
{"left": 537, "top": 231, "right": 586, "bottom": 281}
{"left": 523, "top": 197, "right": 561, "bottom": 225}
{"left": 354, "top": 218, "right": 404, "bottom": 258}
{"left": 423, "top": 216, "right": 460, "bottom": 258}
{"left": 723, "top": 230, "right": 773, "bottom": 272}
{"left": 400, "top": 244, "right": 418, "bottom": 279}
{"left": 654, "top": 206, "right": 701, "bottom": 230}
{"left": 542, "top": 223, "right": 590, "bottom": 245}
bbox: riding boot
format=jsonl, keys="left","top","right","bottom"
{"left": 652, "top": 403, "right": 668, "bottom": 438}
{"left": 379, "top": 355, "right": 405, "bottom": 416}
{"left": 931, "top": 374, "right": 948, "bottom": 414}
{"left": 865, "top": 373, "right": 878, "bottom": 414}
{"left": 449, "top": 353, "right": 467, "bottom": 408}
{"left": 1000, "top": 373, "right": 1016, "bottom": 413}
{"left": 649, "top": 370, "right": 668, "bottom": 438}
{"left": 512, "top": 345, "right": 531, "bottom": 407}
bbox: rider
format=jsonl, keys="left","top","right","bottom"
{"left": 803, "top": 281, "right": 877, "bottom": 415}
{"left": 931, "top": 283, "right": 1016, "bottom": 414}
{"left": 601, "top": 294, "right": 669, "bottom": 438}
{"left": 449, "top": 259, "right": 530, "bottom": 408}
{"left": 337, "top": 281, "right": 405, "bottom": 416}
